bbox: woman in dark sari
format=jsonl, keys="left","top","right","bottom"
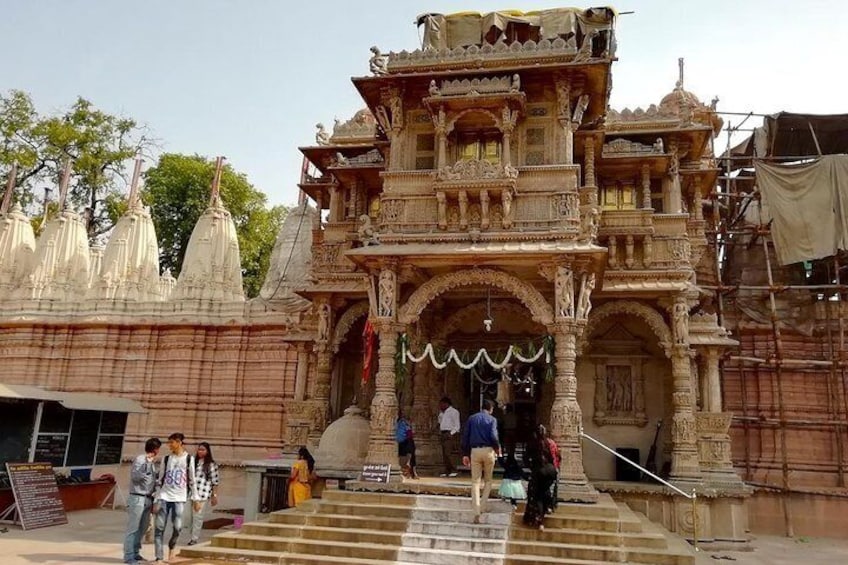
{"left": 522, "top": 426, "right": 558, "bottom": 530}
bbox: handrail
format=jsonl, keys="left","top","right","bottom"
{"left": 579, "top": 429, "right": 700, "bottom": 552}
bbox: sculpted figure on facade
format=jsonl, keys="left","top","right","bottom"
{"left": 315, "top": 123, "right": 330, "bottom": 146}
{"left": 571, "top": 94, "right": 590, "bottom": 126}
{"left": 555, "top": 265, "right": 574, "bottom": 319}
{"left": 580, "top": 206, "right": 600, "bottom": 242}
{"left": 358, "top": 214, "right": 379, "bottom": 246}
{"left": 369, "top": 46, "right": 388, "bottom": 75}
{"left": 377, "top": 268, "right": 396, "bottom": 317}
{"left": 428, "top": 79, "right": 440, "bottom": 96}
{"left": 510, "top": 73, "right": 521, "bottom": 92}
{"left": 672, "top": 297, "right": 690, "bottom": 344}
{"left": 501, "top": 188, "right": 514, "bottom": 228}
{"left": 317, "top": 302, "right": 332, "bottom": 342}
{"left": 577, "top": 273, "right": 595, "bottom": 319}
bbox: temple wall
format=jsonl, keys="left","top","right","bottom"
{"left": 0, "top": 320, "right": 302, "bottom": 463}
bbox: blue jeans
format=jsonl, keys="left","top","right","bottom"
{"left": 123, "top": 494, "right": 152, "bottom": 562}
{"left": 154, "top": 501, "right": 185, "bottom": 560}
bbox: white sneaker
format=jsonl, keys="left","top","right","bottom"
{"left": 439, "top": 473, "right": 448, "bottom": 477}
{"left": 448, "top": 472, "right": 458, "bottom": 478}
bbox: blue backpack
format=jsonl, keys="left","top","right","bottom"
{"left": 395, "top": 420, "right": 411, "bottom": 443}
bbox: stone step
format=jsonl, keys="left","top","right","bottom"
{"left": 179, "top": 544, "right": 398, "bottom": 565}
{"left": 269, "top": 510, "right": 408, "bottom": 530}
{"left": 507, "top": 539, "right": 694, "bottom": 565}
{"left": 509, "top": 524, "right": 669, "bottom": 548}
{"left": 510, "top": 511, "right": 644, "bottom": 532}
{"left": 213, "top": 533, "right": 398, "bottom": 561}
{"left": 407, "top": 519, "right": 509, "bottom": 539}
{"left": 242, "top": 522, "right": 405, "bottom": 545}
{"left": 503, "top": 555, "right": 632, "bottom": 565}
{"left": 413, "top": 494, "right": 514, "bottom": 512}
{"left": 401, "top": 532, "right": 507, "bottom": 553}
{"left": 321, "top": 489, "right": 416, "bottom": 506}
{"left": 396, "top": 545, "right": 507, "bottom": 565}
{"left": 316, "top": 501, "right": 414, "bottom": 519}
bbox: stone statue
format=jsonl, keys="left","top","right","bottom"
{"left": 580, "top": 206, "right": 600, "bottom": 242}
{"left": 653, "top": 138, "right": 664, "bottom": 153}
{"left": 369, "top": 46, "right": 388, "bottom": 75}
{"left": 315, "top": 123, "right": 330, "bottom": 146}
{"left": 436, "top": 191, "right": 447, "bottom": 230}
{"left": 335, "top": 152, "right": 348, "bottom": 166}
{"left": 358, "top": 214, "right": 379, "bottom": 246}
{"left": 574, "top": 29, "right": 597, "bottom": 62}
{"left": 502, "top": 188, "right": 514, "bottom": 227}
{"left": 428, "top": 80, "right": 440, "bottom": 96}
{"left": 577, "top": 273, "right": 595, "bottom": 319}
{"left": 673, "top": 299, "right": 690, "bottom": 344}
{"left": 317, "top": 302, "right": 331, "bottom": 342}
{"left": 571, "top": 94, "right": 590, "bottom": 126}
{"left": 555, "top": 265, "right": 574, "bottom": 318}
{"left": 710, "top": 96, "right": 719, "bottom": 112}
{"left": 378, "top": 269, "right": 395, "bottom": 317}
{"left": 510, "top": 73, "right": 521, "bottom": 92}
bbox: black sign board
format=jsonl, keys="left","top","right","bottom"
{"left": 34, "top": 435, "right": 68, "bottom": 467}
{"left": 359, "top": 463, "right": 391, "bottom": 483}
{"left": 95, "top": 435, "right": 124, "bottom": 465}
{"left": 6, "top": 462, "right": 68, "bottom": 530}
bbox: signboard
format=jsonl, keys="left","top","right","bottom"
{"left": 5, "top": 462, "right": 68, "bottom": 530}
{"left": 359, "top": 463, "right": 391, "bottom": 483}
{"left": 33, "top": 435, "right": 68, "bottom": 467}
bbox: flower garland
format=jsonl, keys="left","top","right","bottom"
{"left": 396, "top": 334, "right": 555, "bottom": 382}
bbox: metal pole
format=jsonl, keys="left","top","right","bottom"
{"left": 691, "top": 488, "right": 699, "bottom": 552}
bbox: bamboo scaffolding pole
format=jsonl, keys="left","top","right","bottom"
{"left": 733, "top": 416, "right": 848, "bottom": 426}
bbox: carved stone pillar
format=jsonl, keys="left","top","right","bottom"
{"left": 668, "top": 295, "right": 701, "bottom": 481}
{"left": 644, "top": 235, "right": 653, "bottom": 267}
{"left": 294, "top": 342, "right": 309, "bottom": 402}
{"left": 555, "top": 77, "right": 573, "bottom": 165}
{"left": 666, "top": 142, "right": 682, "bottom": 213}
{"left": 625, "top": 235, "right": 635, "bottom": 269}
{"left": 433, "top": 106, "right": 447, "bottom": 169}
{"left": 366, "top": 261, "right": 401, "bottom": 477}
{"left": 328, "top": 184, "right": 341, "bottom": 223}
{"left": 702, "top": 347, "right": 722, "bottom": 413}
{"left": 458, "top": 189, "right": 469, "bottom": 231}
{"left": 583, "top": 137, "right": 596, "bottom": 188}
{"left": 310, "top": 298, "right": 333, "bottom": 442}
{"left": 693, "top": 183, "right": 704, "bottom": 221}
{"left": 641, "top": 164, "right": 652, "bottom": 210}
{"left": 436, "top": 191, "right": 447, "bottom": 230}
{"left": 347, "top": 179, "right": 358, "bottom": 220}
{"left": 608, "top": 236, "right": 618, "bottom": 268}
{"left": 480, "top": 189, "right": 490, "bottom": 230}
{"left": 549, "top": 319, "right": 598, "bottom": 502}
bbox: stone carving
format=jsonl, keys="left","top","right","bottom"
{"left": 573, "top": 29, "right": 598, "bottom": 62}
{"left": 434, "top": 159, "right": 519, "bottom": 182}
{"left": 501, "top": 188, "right": 514, "bottom": 229}
{"left": 317, "top": 302, "right": 332, "bottom": 342}
{"left": 436, "top": 75, "right": 516, "bottom": 97}
{"left": 571, "top": 94, "right": 590, "bottom": 125}
{"left": 672, "top": 297, "right": 690, "bottom": 344}
{"left": 579, "top": 300, "right": 674, "bottom": 356}
{"left": 386, "top": 36, "right": 580, "bottom": 73}
{"left": 436, "top": 192, "right": 447, "bottom": 230}
{"left": 576, "top": 273, "right": 595, "bottom": 320}
{"left": 579, "top": 206, "right": 600, "bottom": 242}
{"left": 511, "top": 73, "right": 521, "bottom": 92}
{"left": 554, "top": 193, "right": 579, "bottom": 219}
{"left": 555, "top": 265, "right": 574, "bottom": 319}
{"left": 369, "top": 46, "right": 388, "bottom": 75}
{"left": 315, "top": 123, "right": 330, "bottom": 145}
{"left": 428, "top": 80, "right": 440, "bottom": 96}
{"left": 377, "top": 268, "right": 396, "bottom": 317}
{"left": 358, "top": 214, "right": 379, "bottom": 246}
{"left": 607, "top": 104, "right": 678, "bottom": 124}
{"left": 669, "top": 238, "right": 691, "bottom": 264}
{"left": 434, "top": 300, "right": 543, "bottom": 341}
{"left": 331, "top": 109, "right": 377, "bottom": 141}
{"left": 312, "top": 243, "right": 341, "bottom": 272}
{"left": 336, "top": 148, "right": 383, "bottom": 167}
{"left": 398, "top": 268, "right": 555, "bottom": 326}
{"left": 602, "top": 138, "right": 662, "bottom": 155}
{"left": 381, "top": 199, "right": 403, "bottom": 223}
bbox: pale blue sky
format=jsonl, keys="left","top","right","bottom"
{"left": 1, "top": 1, "right": 844, "bottom": 207}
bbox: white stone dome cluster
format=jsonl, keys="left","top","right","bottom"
{"left": 0, "top": 157, "right": 245, "bottom": 303}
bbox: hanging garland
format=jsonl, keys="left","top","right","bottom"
{"left": 396, "top": 334, "right": 556, "bottom": 382}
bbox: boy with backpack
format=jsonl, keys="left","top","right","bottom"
{"left": 152, "top": 432, "right": 199, "bottom": 563}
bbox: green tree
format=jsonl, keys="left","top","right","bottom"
{"left": 142, "top": 153, "right": 287, "bottom": 298}
{"left": 0, "top": 90, "right": 151, "bottom": 239}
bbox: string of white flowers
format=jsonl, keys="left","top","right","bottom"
{"left": 401, "top": 337, "right": 549, "bottom": 371}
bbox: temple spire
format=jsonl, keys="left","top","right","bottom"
{"left": 210, "top": 156, "right": 225, "bottom": 207}
{"left": 1, "top": 162, "right": 17, "bottom": 214}
{"left": 676, "top": 57, "right": 684, "bottom": 90}
{"left": 58, "top": 159, "right": 73, "bottom": 209}
{"left": 128, "top": 154, "right": 143, "bottom": 209}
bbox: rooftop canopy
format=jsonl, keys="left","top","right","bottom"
{"left": 0, "top": 382, "right": 147, "bottom": 413}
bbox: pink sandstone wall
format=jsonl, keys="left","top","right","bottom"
{"left": 0, "top": 323, "right": 299, "bottom": 462}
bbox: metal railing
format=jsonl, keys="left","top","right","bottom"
{"left": 579, "top": 430, "right": 700, "bottom": 552}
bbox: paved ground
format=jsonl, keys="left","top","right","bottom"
{"left": 2, "top": 504, "right": 847, "bottom": 565}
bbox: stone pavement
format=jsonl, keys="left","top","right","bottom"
{"left": 1, "top": 504, "right": 847, "bottom": 565}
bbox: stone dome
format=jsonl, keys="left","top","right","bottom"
{"left": 659, "top": 86, "right": 702, "bottom": 112}
{"left": 314, "top": 405, "right": 371, "bottom": 472}
{"left": 0, "top": 202, "right": 36, "bottom": 297}
{"left": 22, "top": 206, "right": 91, "bottom": 300}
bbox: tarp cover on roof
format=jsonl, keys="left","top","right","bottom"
{"left": 0, "top": 382, "right": 146, "bottom": 413}
{"left": 416, "top": 7, "right": 615, "bottom": 50}
{"left": 755, "top": 155, "right": 848, "bottom": 265}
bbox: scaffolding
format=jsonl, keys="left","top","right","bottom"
{"left": 707, "top": 110, "right": 848, "bottom": 535}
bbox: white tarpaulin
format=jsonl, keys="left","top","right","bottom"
{"left": 756, "top": 155, "right": 848, "bottom": 265}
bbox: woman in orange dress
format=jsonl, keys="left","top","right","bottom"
{"left": 287, "top": 447, "right": 314, "bottom": 507}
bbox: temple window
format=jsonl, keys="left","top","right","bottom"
{"left": 457, "top": 132, "right": 501, "bottom": 163}
{"left": 601, "top": 182, "right": 636, "bottom": 211}
{"left": 524, "top": 126, "right": 546, "bottom": 166}
{"left": 415, "top": 133, "right": 435, "bottom": 170}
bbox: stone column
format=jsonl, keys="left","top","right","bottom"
{"left": 703, "top": 347, "right": 722, "bottom": 413}
{"left": 693, "top": 183, "right": 704, "bottom": 221}
{"left": 433, "top": 106, "right": 447, "bottom": 169}
{"left": 549, "top": 320, "right": 598, "bottom": 502}
{"left": 583, "top": 137, "right": 596, "bottom": 188}
{"left": 366, "top": 261, "right": 401, "bottom": 476}
{"left": 641, "top": 164, "right": 652, "bottom": 210}
{"left": 309, "top": 298, "right": 333, "bottom": 443}
{"left": 294, "top": 342, "right": 309, "bottom": 402}
{"left": 668, "top": 295, "right": 701, "bottom": 481}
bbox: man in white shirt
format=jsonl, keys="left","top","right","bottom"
{"left": 152, "top": 432, "right": 199, "bottom": 563}
{"left": 437, "top": 396, "right": 461, "bottom": 477}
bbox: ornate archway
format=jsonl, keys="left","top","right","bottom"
{"left": 398, "top": 268, "right": 555, "bottom": 326}
{"left": 331, "top": 300, "right": 370, "bottom": 353}
{"left": 579, "top": 300, "right": 673, "bottom": 356}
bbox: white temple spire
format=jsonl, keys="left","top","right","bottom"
{"left": 127, "top": 154, "right": 144, "bottom": 209}
{"left": 210, "top": 156, "right": 225, "bottom": 207}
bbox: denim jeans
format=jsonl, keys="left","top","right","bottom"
{"left": 123, "top": 494, "right": 152, "bottom": 562}
{"left": 154, "top": 500, "right": 185, "bottom": 560}
{"left": 188, "top": 499, "right": 208, "bottom": 542}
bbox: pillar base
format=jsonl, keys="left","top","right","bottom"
{"left": 558, "top": 479, "right": 599, "bottom": 503}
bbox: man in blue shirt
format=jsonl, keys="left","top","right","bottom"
{"left": 461, "top": 399, "right": 501, "bottom": 522}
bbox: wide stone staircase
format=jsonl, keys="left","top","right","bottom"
{"left": 179, "top": 489, "right": 696, "bottom": 564}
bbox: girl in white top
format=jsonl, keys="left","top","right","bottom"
{"left": 187, "top": 442, "right": 220, "bottom": 545}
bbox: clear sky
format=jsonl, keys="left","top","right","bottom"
{"left": 1, "top": 0, "right": 844, "bottom": 207}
